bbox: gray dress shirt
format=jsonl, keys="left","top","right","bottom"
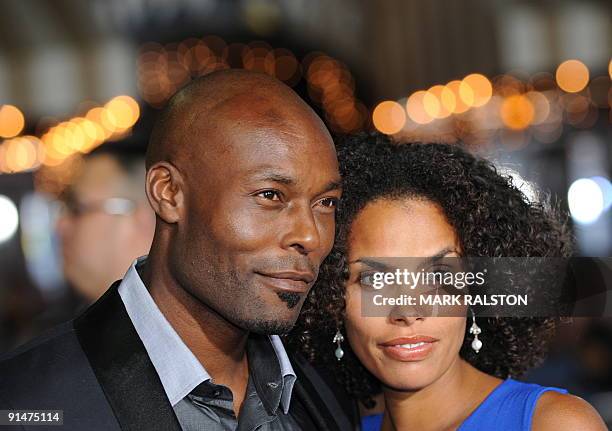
{"left": 117, "top": 257, "right": 299, "bottom": 431}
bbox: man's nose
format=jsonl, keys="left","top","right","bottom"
{"left": 281, "top": 204, "right": 321, "bottom": 255}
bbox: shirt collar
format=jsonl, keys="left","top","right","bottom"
{"left": 246, "top": 333, "right": 296, "bottom": 415}
{"left": 117, "top": 256, "right": 296, "bottom": 413}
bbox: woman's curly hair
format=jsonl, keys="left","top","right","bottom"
{"left": 287, "top": 132, "right": 573, "bottom": 408}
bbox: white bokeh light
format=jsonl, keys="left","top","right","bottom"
{"left": 0, "top": 195, "right": 19, "bottom": 243}
{"left": 591, "top": 176, "right": 612, "bottom": 212}
{"left": 568, "top": 178, "right": 604, "bottom": 224}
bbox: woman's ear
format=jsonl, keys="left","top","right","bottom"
{"left": 145, "top": 161, "right": 184, "bottom": 224}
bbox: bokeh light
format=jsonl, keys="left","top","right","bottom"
{"left": 134, "top": 39, "right": 364, "bottom": 134}
{"left": 0, "top": 144, "right": 6, "bottom": 173}
{"left": 103, "top": 95, "right": 140, "bottom": 131}
{"left": 459, "top": 74, "right": 492, "bottom": 107}
{"left": 556, "top": 60, "right": 590, "bottom": 93}
{"left": 568, "top": 178, "right": 604, "bottom": 224}
{"left": 562, "top": 93, "right": 591, "bottom": 126}
{"left": 406, "top": 91, "right": 433, "bottom": 124}
{"left": 0, "top": 105, "right": 25, "bottom": 138}
{"left": 137, "top": 37, "right": 231, "bottom": 107}
{"left": 529, "top": 72, "right": 556, "bottom": 92}
{"left": 267, "top": 48, "right": 300, "bottom": 86}
{"left": 445, "top": 80, "right": 470, "bottom": 114}
{"left": 328, "top": 100, "right": 364, "bottom": 133}
{"left": 304, "top": 52, "right": 361, "bottom": 133}
{"left": 372, "top": 101, "right": 406, "bottom": 135}
{"left": 242, "top": 41, "right": 272, "bottom": 74}
{"left": 4, "top": 136, "right": 41, "bottom": 172}
{"left": 430, "top": 85, "right": 456, "bottom": 118}
{"left": 14, "top": 95, "right": 143, "bottom": 171}
{"left": 525, "top": 91, "right": 550, "bottom": 125}
{"left": 494, "top": 74, "right": 525, "bottom": 97}
{"left": 588, "top": 76, "right": 610, "bottom": 109}
{"left": 500, "top": 94, "right": 534, "bottom": 130}
{"left": 591, "top": 176, "right": 612, "bottom": 212}
{"left": 0, "top": 195, "right": 19, "bottom": 243}
{"left": 422, "top": 90, "right": 441, "bottom": 119}
{"left": 533, "top": 120, "right": 563, "bottom": 144}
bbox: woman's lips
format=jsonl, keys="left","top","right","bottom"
{"left": 379, "top": 336, "right": 438, "bottom": 361}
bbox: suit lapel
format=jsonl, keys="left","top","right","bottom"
{"left": 74, "top": 282, "right": 182, "bottom": 431}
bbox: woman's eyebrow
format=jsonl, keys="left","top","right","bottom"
{"left": 348, "top": 258, "right": 391, "bottom": 272}
{"left": 349, "top": 248, "right": 459, "bottom": 270}
{"left": 419, "top": 247, "right": 460, "bottom": 266}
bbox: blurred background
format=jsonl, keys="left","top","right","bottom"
{"left": 0, "top": 0, "right": 610, "bottom": 424}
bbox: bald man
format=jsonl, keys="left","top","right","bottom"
{"left": 0, "top": 71, "right": 358, "bottom": 431}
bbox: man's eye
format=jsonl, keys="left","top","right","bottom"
{"left": 257, "top": 190, "right": 281, "bottom": 201}
{"left": 318, "top": 197, "right": 338, "bottom": 209}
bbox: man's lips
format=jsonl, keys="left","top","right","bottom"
{"left": 379, "top": 336, "right": 439, "bottom": 361}
{"left": 255, "top": 271, "right": 315, "bottom": 293}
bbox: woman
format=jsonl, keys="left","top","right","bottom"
{"left": 289, "top": 133, "right": 606, "bottom": 430}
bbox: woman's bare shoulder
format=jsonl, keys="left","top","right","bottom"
{"left": 532, "top": 391, "right": 607, "bottom": 431}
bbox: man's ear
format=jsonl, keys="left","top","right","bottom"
{"left": 145, "top": 161, "right": 184, "bottom": 224}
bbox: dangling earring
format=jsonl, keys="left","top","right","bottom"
{"left": 469, "top": 309, "right": 483, "bottom": 353}
{"left": 333, "top": 329, "right": 345, "bottom": 360}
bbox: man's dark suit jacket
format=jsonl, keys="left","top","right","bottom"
{"left": 0, "top": 282, "right": 359, "bottom": 431}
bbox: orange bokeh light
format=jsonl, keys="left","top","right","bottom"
{"left": 500, "top": 95, "right": 535, "bottom": 130}
{"left": 266, "top": 49, "right": 300, "bottom": 85}
{"left": 556, "top": 60, "right": 589, "bottom": 93}
{"left": 422, "top": 91, "right": 441, "bottom": 119}
{"left": 406, "top": 91, "right": 433, "bottom": 125}
{"left": 5, "top": 136, "right": 39, "bottom": 172}
{"left": 0, "top": 144, "right": 7, "bottom": 173}
{"left": 459, "top": 74, "right": 492, "bottom": 107}
{"left": 242, "top": 45, "right": 271, "bottom": 74}
{"left": 103, "top": 95, "right": 140, "bottom": 131}
{"left": 372, "top": 101, "right": 406, "bottom": 135}
{"left": 425, "top": 85, "right": 455, "bottom": 119}
{"left": 445, "top": 81, "right": 470, "bottom": 114}
{"left": 307, "top": 56, "right": 342, "bottom": 89}
{"left": 0, "top": 105, "right": 25, "bottom": 138}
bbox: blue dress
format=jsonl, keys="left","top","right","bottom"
{"left": 361, "top": 378, "right": 567, "bottom": 430}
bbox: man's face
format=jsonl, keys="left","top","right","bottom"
{"left": 171, "top": 101, "right": 340, "bottom": 335}
{"left": 57, "top": 155, "right": 153, "bottom": 301}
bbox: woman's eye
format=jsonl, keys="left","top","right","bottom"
{"left": 257, "top": 190, "right": 281, "bottom": 201}
{"left": 359, "top": 271, "right": 377, "bottom": 289}
{"left": 430, "top": 270, "right": 446, "bottom": 285}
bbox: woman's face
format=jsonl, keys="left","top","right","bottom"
{"left": 344, "top": 198, "right": 466, "bottom": 391}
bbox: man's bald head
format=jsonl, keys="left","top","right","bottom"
{"left": 146, "top": 69, "right": 329, "bottom": 170}
{"left": 144, "top": 68, "right": 340, "bottom": 336}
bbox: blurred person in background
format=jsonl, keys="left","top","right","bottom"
{"left": 56, "top": 142, "right": 155, "bottom": 303}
